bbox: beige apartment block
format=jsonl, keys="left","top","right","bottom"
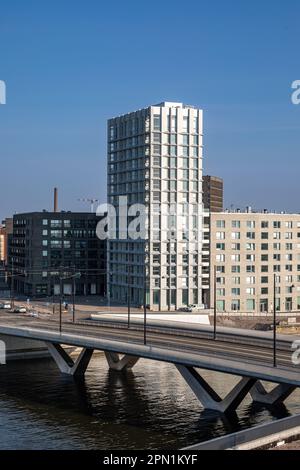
{"left": 210, "top": 211, "right": 300, "bottom": 314}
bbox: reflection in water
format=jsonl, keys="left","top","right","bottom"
{"left": 0, "top": 354, "right": 298, "bottom": 449}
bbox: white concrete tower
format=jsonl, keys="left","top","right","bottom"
{"left": 107, "top": 102, "right": 206, "bottom": 311}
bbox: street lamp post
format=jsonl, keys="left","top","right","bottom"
{"left": 273, "top": 273, "right": 277, "bottom": 368}
{"left": 59, "top": 267, "right": 63, "bottom": 334}
{"left": 72, "top": 265, "right": 76, "bottom": 323}
{"left": 213, "top": 265, "right": 217, "bottom": 340}
{"left": 143, "top": 268, "right": 147, "bottom": 346}
{"left": 127, "top": 270, "right": 131, "bottom": 329}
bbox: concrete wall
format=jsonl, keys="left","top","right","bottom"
{"left": 0, "top": 334, "right": 49, "bottom": 361}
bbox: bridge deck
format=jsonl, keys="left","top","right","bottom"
{"left": 0, "top": 314, "right": 299, "bottom": 386}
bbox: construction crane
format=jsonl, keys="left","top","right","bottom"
{"left": 77, "top": 198, "right": 99, "bottom": 213}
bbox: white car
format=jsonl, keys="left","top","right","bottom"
{"left": 188, "top": 304, "right": 206, "bottom": 312}
{"left": 13, "top": 306, "right": 27, "bottom": 313}
{"left": 0, "top": 303, "right": 11, "bottom": 310}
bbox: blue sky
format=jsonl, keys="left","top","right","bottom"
{"left": 0, "top": 0, "right": 299, "bottom": 220}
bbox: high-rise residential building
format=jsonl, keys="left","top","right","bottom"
{"left": 210, "top": 210, "right": 300, "bottom": 313}
{"left": 203, "top": 176, "right": 223, "bottom": 213}
{"left": 107, "top": 102, "right": 207, "bottom": 311}
{"left": 8, "top": 212, "right": 106, "bottom": 297}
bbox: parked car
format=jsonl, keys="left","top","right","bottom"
{"left": 0, "top": 302, "right": 11, "bottom": 310}
{"left": 13, "top": 306, "right": 27, "bottom": 313}
{"left": 188, "top": 304, "right": 206, "bottom": 312}
{"left": 178, "top": 307, "right": 192, "bottom": 312}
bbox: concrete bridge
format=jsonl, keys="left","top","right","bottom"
{"left": 0, "top": 314, "right": 299, "bottom": 414}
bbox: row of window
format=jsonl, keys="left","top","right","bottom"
{"left": 216, "top": 298, "right": 300, "bottom": 312}
{"left": 216, "top": 287, "right": 299, "bottom": 296}
{"left": 216, "top": 241, "right": 299, "bottom": 251}
{"left": 216, "top": 231, "right": 300, "bottom": 240}
{"left": 217, "top": 275, "right": 300, "bottom": 284}
{"left": 153, "top": 114, "right": 199, "bottom": 134}
{"left": 216, "top": 220, "right": 299, "bottom": 229}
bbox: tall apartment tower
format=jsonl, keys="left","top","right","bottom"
{"left": 107, "top": 102, "right": 206, "bottom": 311}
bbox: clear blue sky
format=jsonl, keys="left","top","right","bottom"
{"left": 0, "top": 0, "right": 299, "bottom": 220}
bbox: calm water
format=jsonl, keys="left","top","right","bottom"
{"left": 0, "top": 354, "right": 299, "bottom": 450}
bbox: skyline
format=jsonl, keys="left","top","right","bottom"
{"left": 1, "top": 0, "right": 300, "bottom": 221}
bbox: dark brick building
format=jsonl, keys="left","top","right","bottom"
{"left": 8, "top": 211, "right": 106, "bottom": 297}
{"left": 203, "top": 175, "right": 223, "bottom": 213}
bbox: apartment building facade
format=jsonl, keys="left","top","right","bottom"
{"left": 107, "top": 102, "right": 207, "bottom": 310}
{"left": 210, "top": 211, "right": 300, "bottom": 313}
{"left": 9, "top": 212, "right": 106, "bottom": 297}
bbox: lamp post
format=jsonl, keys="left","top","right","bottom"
{"left": 72, "top": 265, "right": 76, "bottom": 323}
{"left": 127, "top": 270, "right": 131, "bottom": 329}
{"left": 273, "top": 273, "right": 277, "bottom": 368}
{"left": 213, "top": 265, "right": 217, "bottom": 340}
{"left": 59, "top": 267, "right": 63, "bottom": 334}
{"left": 143, "top": 264, "right": 147, "bottom": 345}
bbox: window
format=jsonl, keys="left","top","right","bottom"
{"left": 153, "top": 291, "right": 160, "bottom": 305}
{"left": 216, "top": 243, "right": 225, "bottom": 250}
{"left": 261, "top": 232, "right": 269, "bottom": 239}
{"left": 217, "top": 288, "right": 225, "bottom": 296}
{"left": 231, "top": 300, "right": 240, "bottom": 311}
{"left": 232, "top": 232, "right": 241, "bottom": 240}
{"left": 153, "top": 144, "right": 161, "bottom": 155}
{"left": 261, "top": 243, "right": 269, "bottom": 250}
{"left": 169, "top": 134, "right": 177, "bottom": 144}
{"left": 182, "top": 116, "right": 189, "bottom": 133}
{"left": 216, "top": 232, "right": 225, "bottom": 240}
{"left": 231, "top": 254, "right": 240, "bottom": 262}
{"left": 43, "top": 219, "right": 48, "bottom": 226}
{"left": 153, "top": 132, "right": 161, "bottom": 143}
{"left": 153, "top": 115, "right": 161, "bottom": 131}
{"left": 261, "top": 254, "right": 268, "bottom": 261}
{"left": 232, "top": 288, "right": 240, "bottom": 296}
{"left": 232, "top": 277, "right": 240, "bottom": 285}
{"left": 261, "top": 276, "right": 269, "bottom": 284}
{"left": 182, "top": 135, "right": 189, "bottom": 145}
{"left": 246, "top": 299, "right": 255, "bottom": 311}
{"left": 247, "top": 221, "right": 255, "bottom": 228}
{"left": 216, "top": 254, "right": 225, "bottom": 262}
{"left": 246, "top": 277, "right": 255, "bottom": 284}
{"left": 232, "top": 266, "right": 240, "bottom": 273}
{"left": 261, "top": 221, "right": 269, "bottom": 228}
{"left": 232, "top": 220, "right": 240, "bottom": 228}
{"left": 247, "top": 232, "right": 255, "bottom": 239}
{"left": 246, "top": 288, "right": 255, "bottom": 295}
{"left": 216, "top": 300, "right": 225, "bottom": 312}
{"left": 247, "top": 254, "right": 255, "bottom": 262}
{"left": 216, "top": 220, "right": 225, "bottom": 228}
{"left": 273, "top": 221, "right": 281, "bottom": 229}
{"left": 246, "top": 243, "right": 255, "bottom": 250}
{"left": 246, "top": 266, "right": 255, "bottom": 273}
{"left": 232, "top": 243, "right": 241, "bottom": 250}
